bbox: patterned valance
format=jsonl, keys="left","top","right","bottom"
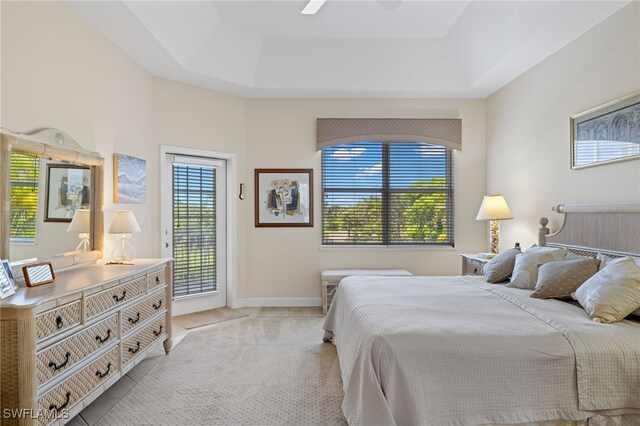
{"left": 316, "top": 118, "right": 462, "bottom": 151}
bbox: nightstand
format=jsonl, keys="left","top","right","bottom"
{"left": 320, "top": 269, "right": 413, "bottom": 314}
{"left": 460, "top": 254, "right": 489, "bottom": 276}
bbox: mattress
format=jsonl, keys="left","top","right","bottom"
{"left": 323, "top": 275, "right": 640, "bottom": 426}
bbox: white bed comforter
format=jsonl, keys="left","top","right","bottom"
{"left": 322, "top": 275, "right": 640, "bottom": 426}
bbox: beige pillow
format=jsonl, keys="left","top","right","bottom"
{"left": 508, "top": 247, "right": 567, "bottom": 289}
{"left": 531, "top": 259, "right": 600, "bottom": 299}
{"left": 483, "top": 247, "right": 521, "bottom": 283}
{"left": 572, "top": 257, "right": 640, "bottom": 323}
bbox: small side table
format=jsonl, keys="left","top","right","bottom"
{"left": 321, "top": 269, "right": 413, "bottom": 314}
{"left": 460, "top": 254, "right": 490, "bottom": 276}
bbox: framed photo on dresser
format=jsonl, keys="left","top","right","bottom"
{"left": 0, "top": 260, "right": 15, "bottom": 299}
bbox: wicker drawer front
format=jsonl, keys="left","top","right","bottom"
{"left": 37, "top": 346, "right": 119, "bottom": 425}
{"left": 85, "top": 277, "right": 146, "bottom": 320}
{"left": 36, "top": 301, "right": 82, "bottom": 343}
{"left": 122, "top": 291, "right": 166, "bottom": 333}
{"left": 37, "top": 314, "right": 117, "bottom": 386}
{"left": 147, "top": 269, "right": 166, "bottom": 291}
{"left": 122, "top": 316, "right": 166, "bottom": 366}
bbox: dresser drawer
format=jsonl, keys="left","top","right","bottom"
{"left": 122, "top": 316, "right": 166, "bottom": 366}
{"left": 85, "top": 277, "right": 146, "bottom": 320}
{"left": 36, "top": 314, "right": 117, "bottom": 387}
{"left": 38, "top": 346, "right": 119, "bottom": 425}
{"left": 122, "top": 291, "right": 166, "bottom": 333}
{"left": 36, "top": 301, "right": 82, "bottom": 343}
{"left": 147, "top": 269, "right": 166, "bottom": 291}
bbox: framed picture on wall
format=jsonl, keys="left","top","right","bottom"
{"left": 45, "top": 164, "right": 91, "bottom": 222}
{"left": 255, "top": 169, "right": 314, "bottom": 227}
{"left": 114, "top": 153, "right": 147, "bottom": 203}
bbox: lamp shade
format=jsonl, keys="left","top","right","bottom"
{"left": 67, "top": 209, "right": 91, "bottom": 233}
{"left": 476, "top": 195, "right": 513, "bottom": 221}
{"left": 108, "top": 210, "right": 141, "bottom": 234}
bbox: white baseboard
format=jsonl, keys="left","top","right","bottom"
{"left": 242, "top": 297, "right": 321, "bottom": 307}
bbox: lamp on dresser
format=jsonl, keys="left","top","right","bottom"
{"left": 67, "top": 209, "right": 91, "bottom": 252}
{"left": 108, "top": 210, "right": 141, "bottom": 264}
{"left": 476, "top": 194, "right": 513, "bottom": 257}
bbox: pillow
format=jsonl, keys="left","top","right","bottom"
{"left": 596, "top": 253, "right": 618, "bottom": 271}
{"left": 531, "top": 259, "right": 600, "bottom": 299}
{"left": 572, "top": 257, "right": 640, "bottom": 323}
{"left": 565, "top": 251, "right": 593, "bottom": 261}
{"left": 483, "top": 247, "right": 521, "bottom": 283}
{"left": 508, "top": 247, "right": 567, "bottom": 289}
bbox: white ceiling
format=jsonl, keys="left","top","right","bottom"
{"left": 70, "top": 0, "right": 631, "bottom": 99}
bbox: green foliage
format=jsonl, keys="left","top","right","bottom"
{"left": 10, "top": 152, "right": 39, "bottom": 241}
{"left": 324, "top": 177, "right": 451, "bottom": 245}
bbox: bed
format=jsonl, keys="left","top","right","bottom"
{"left": 323, "top": 203, "right": 640, "bottom": 426}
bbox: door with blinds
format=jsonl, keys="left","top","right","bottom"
{"left": 163, "top": 154, "right": 227, "bottom": 314}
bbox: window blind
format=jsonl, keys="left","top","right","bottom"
{"left": 322, "top": 142, "right": 454, "bottom": 246}
{"left": 172, "top": 163, "right": 217, "bottom": 297}
{"left": 10, "top": 152, "right": 39, "bottom": 242}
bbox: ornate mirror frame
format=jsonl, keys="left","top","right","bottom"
{"left": 0, "top": 128, "right": 105, "bottom": 272}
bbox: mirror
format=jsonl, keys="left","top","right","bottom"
{"left": 0, "top": 128, "right": 104, "bottom": 270}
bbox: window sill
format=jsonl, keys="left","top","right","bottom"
{"left": 319, "top": 245, "right": 456, "bottom": 251}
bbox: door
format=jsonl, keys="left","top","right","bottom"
{"left": 162, "top": 154, "right": 226, "bottom": 316}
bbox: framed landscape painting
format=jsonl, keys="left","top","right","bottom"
{"left": 255, "top": 169, "right": 313, "bottom": 227}
{"left": 114, "top": 153, "right": 146, "bottom": 203}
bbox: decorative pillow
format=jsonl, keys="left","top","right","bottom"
{"left": 508, "top": 247, "right": 567, "bottom": 289}
{"left": 596, "top": 253, "right": 617, "bottom": 271}
{"left": 572, "top": 257, "right": 640, "bottom": 323}
{"left": 483, "top": 247, "right": 521, "bottom": 283}
{"left": 565, "top": 251, "right": 593, "bottom": 261}
{"left": 531, "top": 259, "right": 600, "bottom": 299}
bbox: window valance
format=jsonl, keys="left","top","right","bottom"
{"left": 316, "top": 118, "right": 462, "bottom": 151}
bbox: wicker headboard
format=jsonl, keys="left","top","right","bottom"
{"left": 538, "top": 203, "right": 640, "bottom": 258}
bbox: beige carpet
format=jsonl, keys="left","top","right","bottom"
{"left": 96, "top": 310, "right": 346, "bottom": 425}
{"left": 172, "top": 307, "right": 249, "bottom": 330}
{"left": 253, "top": 306, "right": 325, "bottom": 318}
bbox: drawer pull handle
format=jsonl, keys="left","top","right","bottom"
{"left": 49, "top": 352, "right": 71, "bottom": 371}
{"left": 95, "top": 363, "right": 112, "bottom": 379}
{"left": 128, "top": 342, "right": 141, "bottom": 354}
{"left": 113, "top": 291, "right": 127, "bottom": 303}
{"left": 155, "top": 276, "right": 160, "bottom": 284}
{"left": 55, "top": 315, "right": 64, "bottom": 329}
{"left": 128, "top": 313, "right": 141, "bottom": 324}
{"left": 152, "top": 300, "right": 163, "bottom": 310}
{"left": 153, "top": 325, "right": 163, "bottom": 337}
{"left": 49, "top": 391, "right": 71, "bottom": 412}
{"left": 95, "top": 329, "right": 111, "bottom": 344}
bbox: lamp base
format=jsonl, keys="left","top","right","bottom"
{"left": 489, "top": 219, "right": 500, "bottom": 254}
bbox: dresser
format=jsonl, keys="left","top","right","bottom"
{"left": 0, "top": 259, "right": 173, "bottom": 426}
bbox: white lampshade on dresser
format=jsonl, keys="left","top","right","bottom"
{"left": 108, "top": 210, "right": 141, "bottom": 263}
{"left": 67, "top": 209, "right": 91, "bottom": 252}
{"left": 476, "top": 195, "right": 513, "bottom": 256}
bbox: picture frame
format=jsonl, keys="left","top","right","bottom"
{"left": 0, "top": 261, "right": 15, "bottom": 299}
{"left": 114, "top": 153, "right": 147, "bottom": 203}
{"left": 45, "top": 164, "right": 91, "bottom": 222}
{"left": 255, "top": 169, "right": 314, "bottom": 227}
{"left": 571, "top": 91, "right": 640, "bottom": 169}
{"left": 2, "top": 259, "right": 17, "bottom": 290}
{"left": 22, "top": 262, "right": 56, "bottom": 287}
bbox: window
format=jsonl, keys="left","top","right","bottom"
{"left": 10, "top": 152, "right": 39, "bottom": 243}
{"left": 322, "top": 142, "right": 453, "bottom": 246}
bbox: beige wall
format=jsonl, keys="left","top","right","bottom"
{"left": 2, "top": 1, "right": 488, "bottom": 303}
{"left": 245, "top": 99, "right": 487, "bottom": 299}
{"left": 486, "top": 3, "right": 640, "bottom": 249}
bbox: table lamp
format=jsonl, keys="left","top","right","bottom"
{"left": 67, "top": 209, "right": 91, "bottom": 252}
{"left": 476, "top": 195, "right": 513, "bottom": 257}
{"left": 108, "top": 210, "right": 141, "bottom": 264}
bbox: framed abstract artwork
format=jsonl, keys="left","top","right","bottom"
{"left": 114, "top": 153, "right": 146, "bottom": 203}
{"left": 45, "top": 164, "right": 91, "bottom": 222}
{"left": 254, "top": 169, "right": 314, "bottom": 227}
{"left": 571, "top": 91, "right": 640, "bottom": 169}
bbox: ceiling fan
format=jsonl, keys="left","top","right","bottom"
{"left": 302, "top": 0, "right": 402, "bottom": 15}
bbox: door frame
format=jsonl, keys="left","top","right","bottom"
{"left": 160, "top": 145, "right": 239, "bottom": 309}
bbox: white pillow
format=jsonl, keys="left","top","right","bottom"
{"left": 565, "top": 251, "right": 592, "bottom": 261}
{"left": 572, "top": 257, "right": 640, "bottom": 323}
{"left": 508, "top": 247, "right": 567, "bottom": 289}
